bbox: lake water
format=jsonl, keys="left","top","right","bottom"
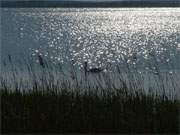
{"left": 1, "top": 8, "right": 180, "bottom": 69}
{"left": 1, "top": 8, "right": 180, "bottom": 97}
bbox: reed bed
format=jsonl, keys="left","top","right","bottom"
{"left": 1, "top": 55, "right": 180, "bottom": 133}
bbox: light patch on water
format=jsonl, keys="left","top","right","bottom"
{"left": 1, "top": 8, "right": 180, "bottom": 72}
{"left": 177, "top": 43, "right": 180, "bottom": 50}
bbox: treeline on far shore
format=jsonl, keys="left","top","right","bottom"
{"left": 1, "top": 0, "right": 180, "bottom": 8}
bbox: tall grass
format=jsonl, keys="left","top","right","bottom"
{"left": 1, "top": 55, "right": 180, "bottom": 133}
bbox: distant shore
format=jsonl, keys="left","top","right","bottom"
{"left": 1, "top": 1, "right": 180, "bottom": 8}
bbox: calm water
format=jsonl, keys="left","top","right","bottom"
{"left": 1, "top": 8, "right": 180, "bottom": 96}
{"left": 1, "top": 8, "right": 180, "bottom": 70}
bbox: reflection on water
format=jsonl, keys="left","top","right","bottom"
{"left": 1, "top": 8, "right": 180, "bottom": 71}
{"left": 1, "top": 8, "right": 180, "bottom": 97}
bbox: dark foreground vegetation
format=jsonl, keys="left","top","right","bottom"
{"left": 1, "top": 88, "right": 179, "bottom": 133}
{"left": 1, "top": 55, "right": 180, "bottom": 133}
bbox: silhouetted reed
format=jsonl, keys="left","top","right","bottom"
{"left": 0, "top": 55, "right": 179, "bottom": 134}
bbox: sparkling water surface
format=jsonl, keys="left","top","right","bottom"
{"left": 1, "top": 8, "right": 180, "bottom": 96}
{"left": 1, "top": 8, "right": 180, "bottom": 71}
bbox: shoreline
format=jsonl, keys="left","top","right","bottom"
{"left": 1, "top": 1, "right": 180, "bottom": 8}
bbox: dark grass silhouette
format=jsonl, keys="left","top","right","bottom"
{"left": 1, "top": 89, "right": 179, "bottom": 133}
{"left": 1, "top": 55, "right": 180, "bottom": 133}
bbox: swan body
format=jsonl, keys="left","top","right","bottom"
{"left": 84, "top": 62, "right": 103, "bottom": 80}
{"left": 88, "top": 68, "right": 103, "bottom": 73}
{"left": 84, "top": 61, "right": 103, "bottom": 73}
